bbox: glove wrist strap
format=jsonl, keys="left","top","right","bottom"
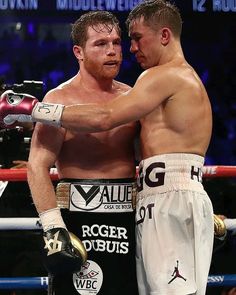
{"left": 32, "top": 102, "right": 64, "bottom": 127}
{"left": 224, "top": 218, "right": 236, "bottom": 233}
{"left": 39, "top": 207, "right": 66, "bottom": 232}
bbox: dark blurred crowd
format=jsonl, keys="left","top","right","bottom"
{"left": 0, "top": 17, "right": 235, "bottom": 165}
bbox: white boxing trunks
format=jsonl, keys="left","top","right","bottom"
{"left": 136, "top": 153, "right": 214, "bottom": 295}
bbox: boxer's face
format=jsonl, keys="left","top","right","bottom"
{"left": 81, "top": 24, "right": 122, "bottom": 80}
{"left": 129, "top": 17, "right": 163, "bottom": 69}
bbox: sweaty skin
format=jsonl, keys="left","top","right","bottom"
{"left": 61, "top": 18, "right": 212, "bottom": 159}
{"left": 27, "top": 26, "right": 138, "bottom": 213}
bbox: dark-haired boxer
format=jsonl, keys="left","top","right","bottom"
{"left": 7, "top": 11, "right": 139, "bottom": 295}
{"left": 0, "top": 1, "right": 214, "bottom": 295}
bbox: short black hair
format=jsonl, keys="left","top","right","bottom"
{"left": 126, "top": 0, "right": 182, "bottom": 38}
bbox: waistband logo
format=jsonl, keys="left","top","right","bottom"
{"left": 70, "top": 183, "right": 133, "bottom": 213}
{"left": 137, "top": 162, "right": 165, "bottom": 192}
{"left": 74, "top": 185, "right": 100, "bottom": 207}
{"left": 191, "top": 166, "right": 202, "bottom": 182}
{"left": 137, "top": 162, "right": 202, "bottom": 192}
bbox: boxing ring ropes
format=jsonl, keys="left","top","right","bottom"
{"left": 0, "top": 166, "right": 236, "bottom": 291}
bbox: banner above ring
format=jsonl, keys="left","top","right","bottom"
{"left": 0, "top": 0, "right": 235, "bottom": 14}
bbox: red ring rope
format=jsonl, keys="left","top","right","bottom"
{"left": 0, "top": 166, "right": 235, "bottom": 182}
{"left": 0, "top": 168, "right": 58, "bottom": 182}
{"left": 202, "top": 166, "right": 236, "bottom": 178}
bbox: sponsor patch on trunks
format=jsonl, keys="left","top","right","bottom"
{"left": 73, "top": 260, "right": 103, "bottom": 294}
{"left": 69, "top": 183, "right": 133, "bottom": 213}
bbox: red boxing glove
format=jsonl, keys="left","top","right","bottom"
{"left": 0, "top": 90, "right": 39, "bottom": 128}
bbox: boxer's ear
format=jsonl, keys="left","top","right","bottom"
{"left": 73, "top": 45, "right": 84, "bottom": 61}
{"left": 160, "top": 27, "right": 171, "bottom": 46}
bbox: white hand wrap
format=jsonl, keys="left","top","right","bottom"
{"left": 224, "top": 218, "right": 236, "bottom": 234}
{"left": 32, "top": 102, "right": 65, "bottom": 127}
{"left": 39, "top": 207, "right": 67, "bottom": 232}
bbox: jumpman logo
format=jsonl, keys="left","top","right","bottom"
{"left": 43, "top": 231, "right": 62, "bottom": 256}
{"left": 168, "top": 260, "right": 187, "bottom": 284}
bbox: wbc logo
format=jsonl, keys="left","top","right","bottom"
{"left": 73, "top": 260, "right": 103, "bottom": 294}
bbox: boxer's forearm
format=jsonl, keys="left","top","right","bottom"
{"left": 27, "top": 165, "right": 58, "bottom": 213}
{"left": 61, "top": 104, "right": 114, "bottom": 132}
{"left": 0, "top": 91, "right": 130, "bottom": 130}
{"left": 0, "top": 90, "right": 139, "bottom": 130}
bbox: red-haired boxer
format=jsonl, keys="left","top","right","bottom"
{"left": 0, "top": 11, "right": 139, "bottom": 295}
{"left": 0, "top": 1, "right": 214, "bottom": 294}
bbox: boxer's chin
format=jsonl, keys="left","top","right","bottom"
{"left": 101, "top": 65, "right": 120, "bottom": 79}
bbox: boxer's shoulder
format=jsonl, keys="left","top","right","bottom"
{"left": 113, "top": 80, "right": 132, "bottom": 93}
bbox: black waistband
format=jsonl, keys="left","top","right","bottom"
{"left": 59, "top": 178, "right": 134, "bottom": 184}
